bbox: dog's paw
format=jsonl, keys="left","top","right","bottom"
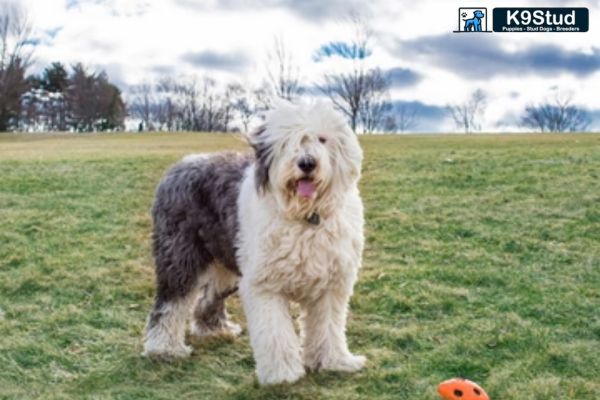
{"left": 223, "top": 321, "right": 243, "bottom": 336}
{"left": 257, "top": 363, "right": 305, "bottom": 385}
{"left": 190, "top": 320, "right": 242, "bottom": 339}
{"left": 142, "top": 343, "right": 192, "bottom": 360}
{"left": 321, "top": 353, "right": 366, "bottom": 373}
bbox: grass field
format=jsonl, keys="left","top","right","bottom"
{"left": 1, "top": 132, "right": 599, "bottom": 400}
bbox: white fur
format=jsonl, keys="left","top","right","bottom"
{"left": 142, "top": 296, "right": 196, "bottom": 359}
{"left": 237, "top": 102, "right": 365, "bottom": 385}
{"left": 143, "top": 264, "right": 240, "bottom": 358}
{"left": 143, "top": 102, "right": 366, "bottom": 384}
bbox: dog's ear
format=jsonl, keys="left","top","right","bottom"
{"left": 248, "top": 125, "right": 271, "bottom": 193}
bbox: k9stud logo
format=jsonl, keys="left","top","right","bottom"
{"left": 493, "top": 8, "right": 589, "bottom": 32}
{"left": 453, "top": 7, "right": 589, "bottom": 33}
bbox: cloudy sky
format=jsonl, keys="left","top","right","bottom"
{"left": 20, "top": 0, "right": 600, "bottom": 132}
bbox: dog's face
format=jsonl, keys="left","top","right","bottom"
{"left": 249, "top": 101, "right": 362, "bottom": 219}
{"left": 474, "top": 10, "right": 484, "bottom": 18}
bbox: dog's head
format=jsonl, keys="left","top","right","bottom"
{"left": 248, "top": 101, "right": 362, "bottom": 220}
{"left": 474, "top": 10, "right": 484, "bottom": 18}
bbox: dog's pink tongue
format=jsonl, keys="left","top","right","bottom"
{"left": 297, "top": 179, "right": 316, "bottom": 198}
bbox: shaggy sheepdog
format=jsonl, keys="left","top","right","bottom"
{"left": 143, "top": 101, "right": 365, "bottom": 385}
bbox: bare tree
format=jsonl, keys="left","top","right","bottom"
{"left": 178, "top": 76, "right": 199, "bottom": 131}
{"left": 65, "top": 64, "right": 93, "bottom": 131}
{"left": 252, "top": 82, "right": 273, "bottom": 118}
{"left": 0, "top": 2, "right": 32, "bottom": 70}
{"left": 359, "top": 68, "right": 391, "bottom": 133}
{"left": 198, "top": 76, "right": 219, "bottom": 131}
{"left": 65, "top": 64, "right": 125, "bottom": 132}
{"left": 95, "top": 72, "right": 126, "bottom": 131}
{"left": 222, "top": 82, "right": 249, "bottom": 131}
{"left": 383, "top": 104, "right": 419, "bottom": 133}
{"left": 159, "top": 78, "right": 182, "bottom": 131}
{"left": 266, "top": 35, "right": 302, "bottom": 101}
{"left": 234, "top": 96, "right": 253, "bottom": 133}
{"left": 319, "top": 13, "right": 371, "bottom": 133}
{"left": 128, "top": 76, "right": 259, "bottom": 133}
{"left": 447, "top": 89, "right": 487, "bottom": 133}
{"left": 319, "top": 14, "right": 389, "bottom": 133}
{"left": 0, "top": 2, "right": 33, "bottom": 131}
{"left": 395, "top": 104, "right": 419, "bottom": 133}
{"left": 129, "top": 81, "right": 155, "bottom": 131}
{"left": 520, "top": 104, "right": 545, "bottom": 132}
{"left": 320, "top": 71, "right": 363, "bottom": 132}
{"left": 229, "top": 84, "right": 265, "bottom": 132}
{"left": 521, "top": 93, "right": 590, "bottom": 133}
{"left": 156, "top": 77, "right": 186, "bottom": 131}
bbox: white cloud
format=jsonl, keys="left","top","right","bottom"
{"left": 19, "top": 0, "right": 600, "bottom": 131}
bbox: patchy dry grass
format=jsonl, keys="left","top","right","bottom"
{"left": 1, "top": 132, "right": 599, "bottom": 399}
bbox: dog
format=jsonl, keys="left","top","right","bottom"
{"left": 142, "top": 101, "right": 366, "bottom": 385}
{"left": 464, "top": 10, "right": 485, "bottom": 31}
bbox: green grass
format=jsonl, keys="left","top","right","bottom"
{"left": 1, "top": 132, "right": 599, "bottom": 399}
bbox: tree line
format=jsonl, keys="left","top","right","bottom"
{"left": 128, "top": 77, "right": 272, "bottom": 133}
{"left": 21, "top": 62, "right": 125, "bottom": 132}
{"left": 127, "top": 15, "right": 403, "bottom": 134}
{"left": 447, "top": 89, "right": 591, "bottom": 134}
{"left": 1, "top": 4, "right": 125, "bottom": 132}
{"left": 0, "top": 3, "right": 593, "bottom": 134}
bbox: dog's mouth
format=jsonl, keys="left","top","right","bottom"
{"left": 296, "top": 177, "right": 316, "bottom": 199}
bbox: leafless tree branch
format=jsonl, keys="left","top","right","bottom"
{"left": 266, "top": 35, "right": 302, "bottom": 101}
{"left": 0, "top": 1, "right": 33, "bottom": 131}
{"left": 319, "top": 14, "right": 389, "bottom": 133}
{"left": 520, "top": 92, "right": 590, "bottom": 133}
{"left": 447, "top": 89, "right": 487, "bottom": 133}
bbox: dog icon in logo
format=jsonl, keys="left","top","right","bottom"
{"left": 463, "top": 10, "right": 485, "bottom": 31}
{"left": 453, "top": 7, "right": 491, "bottom": 33}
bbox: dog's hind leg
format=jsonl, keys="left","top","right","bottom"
{"left": 143, "top": 225, "right": 210, "bottom": 359}
{"left": 191, "top": 264, "right": 241, "bottom": 338}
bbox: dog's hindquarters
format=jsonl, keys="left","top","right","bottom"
{"left": 143, "top": 214, "right": 209, "bottom": 358}
{"left": 143, "top": 212, "right": 241, "bottom": 358}
{"left": 142, "top": 155, "right": 248, "bottom": 358}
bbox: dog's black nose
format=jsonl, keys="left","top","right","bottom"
{"left": 298, "top": 155, "right": 316, "bottom": 173}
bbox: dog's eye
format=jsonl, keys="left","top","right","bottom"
{"left": 318, "top": 136, "right": 327, "bottom": 144}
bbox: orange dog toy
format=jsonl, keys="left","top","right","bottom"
{"left": 437, "top": 378, "right": 489, "bottom": 400}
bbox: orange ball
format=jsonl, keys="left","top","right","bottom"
{"left": 437, "top": 378, "right": 489, "bottom": 400}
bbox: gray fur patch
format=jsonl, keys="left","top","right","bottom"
{"left": 150, "top": 152, "right": 252, "bottom": 304}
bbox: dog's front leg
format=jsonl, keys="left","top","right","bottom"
{"left": 301, "top": 284, "right": 366, "bottom": 373}
{"left": 240, "top": 284, "right": 305, "bottom": 385}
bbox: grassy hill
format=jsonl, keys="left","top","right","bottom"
{"left": 1, "top": 132, "right": 599, "bottom": 399}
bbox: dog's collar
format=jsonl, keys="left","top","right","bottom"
{"left": 306, "top": 212, "right": 320, "bottom": 226}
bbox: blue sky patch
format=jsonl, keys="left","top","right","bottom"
{"left": 313, "top": 41, "right": 373, "bottom": 62}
